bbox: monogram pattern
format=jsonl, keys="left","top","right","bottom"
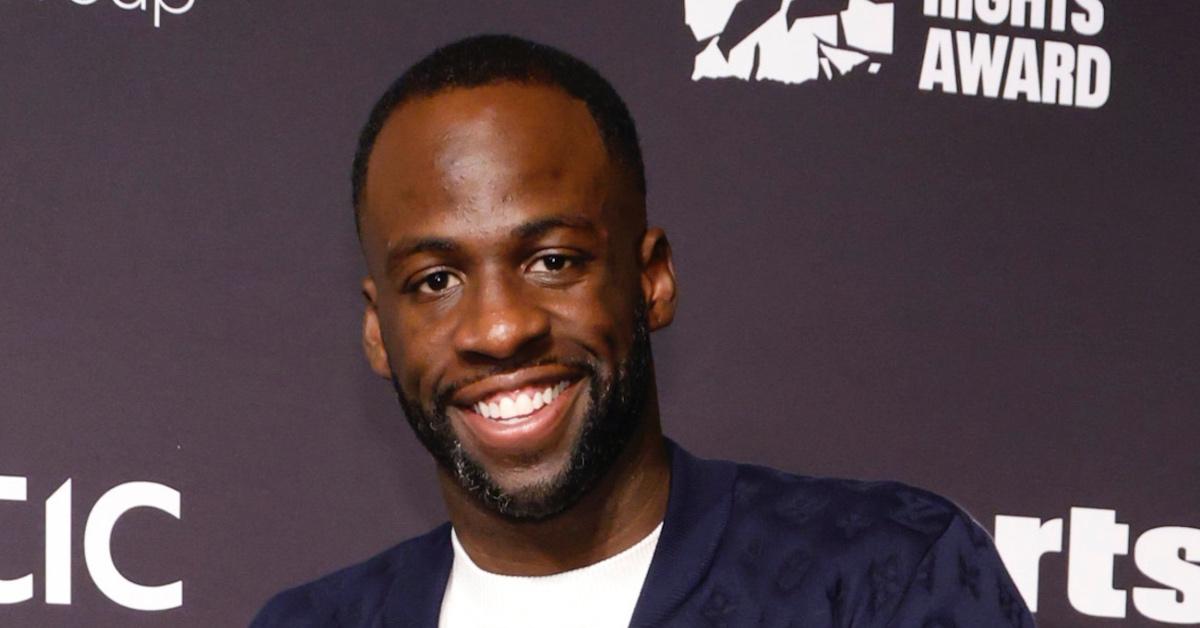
{"left": 663, "top": 464, "right": 1035, "bottom": 627}
{"left": 251, "top": 444, "right": 1036, "bottom": 627}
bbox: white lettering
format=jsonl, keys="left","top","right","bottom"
{"left": 1068, "top": 507, "right": 1129, "bottom": 618}
{"left": 45, "top": 480, "right": 71, "bottom": 605}
{"left": 994, "top": 515, "right": 1063, "bottom": 612}
{"left": 924, "top": 0, "right": 974, "bottom": 20}
{"left": 0, "top": 476, "right": 33, "bottom": 605}
{"left": 1010, "top": 0, "right": 1046, "bottom": 28}
{"left": 1041, "top": 40, "right": 1076, "bottom": 105}
{"left": 84, "top": 482, "right": 182, "bottom": 611}
{"left": 919, "top": 29, "right": 1108, "bottom": 108}
{"left": 975, "top": 0, "right": 1011, "bottom": 25}
{"left": 1002, "top": 37, "right": 1042, "bottom": 102}
{"left": 956, "top": 32, "right": 1009, "bottom": 97}
{"left": 994, "top": 507, "right": 1199, "bottom": 623}
{"left": 0, "top": 476, "right": 185, "bottom": 610}
{"left": 919, "top": 28, "right": 959, "bottom": 93}
{"left": 1050, "top": 0, "right": 1069, "bottom": 31}
{"left": 155, "top": 0, "right": 194, "bottom": 28}
{"left": 1133, "top": 527, "right": 1200, "bottom": 623}
{"left": 1072, "top": 0, "right": 1104, "bottom": 36}
{"left": 1075, "top": 44, "right": 1111, "bottom": 108}
{"left": 54, "top": 0, "right": 192, "bottom": 27}
{"left": 958, "top": 0, "right": 976, "bottom": 20}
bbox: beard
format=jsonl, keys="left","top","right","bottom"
{"left": 391, "top": 303, "right": 653, "bottom": 521}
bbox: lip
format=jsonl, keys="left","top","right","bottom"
{"left": 449, "top": 365, "right": 584, "bottom": 407}
{"left": 451, "top": 373, "right": 586, "bottom": 457}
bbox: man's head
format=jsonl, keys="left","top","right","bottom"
{"left": 351, "top": 34, "right": 647, "bottom": 235}
{"left": 353, "top": 35, "right": 677, "bottom": 520}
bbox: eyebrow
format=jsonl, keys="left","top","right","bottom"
{"left": 510, "top": 215, "right": 598, "bottom": 240}
{"left": 384, "top": 215, "right": 598, "bottom": 275}
{"left": 385, "top": 237, "right": 458, "bottom": 277}
{"left": 388, "top": 237, "right": 458, "bottom": 260}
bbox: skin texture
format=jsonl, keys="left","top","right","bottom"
{"left": 357, "top": 82, "right": 678, "bottom": 575}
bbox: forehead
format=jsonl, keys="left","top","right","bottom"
{"left": 360, "top": 82, "right": 615, "bottom": 247}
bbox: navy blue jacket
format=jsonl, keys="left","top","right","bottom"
{"left": 252, "top": 442, "right": 1035, "bottom": 627}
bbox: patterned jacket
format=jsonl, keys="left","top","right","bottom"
{"left": 251, "top": 440, "right": 1035, "bottom": 627}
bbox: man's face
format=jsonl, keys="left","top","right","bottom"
{"left": 357, "top": 82, "right": 673, "bottom": 519}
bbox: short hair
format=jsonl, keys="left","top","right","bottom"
{"left": 350, "top": 34, "right": 647, "bottom": 233}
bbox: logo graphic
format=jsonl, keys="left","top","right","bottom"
{"left": 686, "top": 0, "right": 895, "bottom": 84}
{"left": 54, "top": 0, "right": 194, "bottom": 28}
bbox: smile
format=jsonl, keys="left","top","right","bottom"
{"left": 451, "top": 368, "right": 586, "bottom": 456}
{"left": 472, "top": 381, "right": 571, "bottom": 421}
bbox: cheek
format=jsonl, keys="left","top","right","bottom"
{"left": 381, "top": 304, "right": 453, "bottom": 398}
{"left": 549, "top": 283, "right": 635, "bottom": 359}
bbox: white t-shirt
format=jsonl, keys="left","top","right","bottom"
{"left": 438, "top": 523, "right": 663, "bottom": 628}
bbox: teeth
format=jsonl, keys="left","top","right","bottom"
{"left": 473, "top": 380, "right": 572, "bottom": 420}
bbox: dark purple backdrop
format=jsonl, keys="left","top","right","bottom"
{"left": 1, "top": 1, "right": 1196, "bottom": 626}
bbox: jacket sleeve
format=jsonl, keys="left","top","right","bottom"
{"left": 882, "top": 513, "right": 1036, "bottom": 628}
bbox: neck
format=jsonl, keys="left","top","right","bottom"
{"left": 439, "top": 395, "right": 671, "bottom": 576}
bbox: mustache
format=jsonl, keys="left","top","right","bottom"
{"left": 432, "top": 356, "right": 599, "bottom": 412}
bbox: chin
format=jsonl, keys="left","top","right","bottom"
{"left": 478, "top": 459, "right": 584, "bottom": 520}
{"left": 450, "top": 387, "right": 593, "bottom": 519}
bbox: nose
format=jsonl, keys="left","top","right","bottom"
{"left": 452, "top": 273, "right": 551, "bottom": 364}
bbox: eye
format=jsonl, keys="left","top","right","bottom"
{"left": 414, "top": 270, "right": 461, "bottom": 295}
{"left": 529, "top": 254, "right": 573, "bottom": 273}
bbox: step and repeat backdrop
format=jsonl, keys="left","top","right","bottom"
{"left": 1, "top": 1, "right": 1196, "bottom": 626}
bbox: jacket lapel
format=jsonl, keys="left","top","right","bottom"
{"left": 379, "top": 522, "right": 453, "bottom": 628}
{"left": 628, "top": 440, "right": 738, "bottom": 627}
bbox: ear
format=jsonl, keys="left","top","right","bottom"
{"left": 361, "top": 276, "right": 394, "bottom": 378}
{"left": 638, "top": 227, "right": 678, "bottom": 331}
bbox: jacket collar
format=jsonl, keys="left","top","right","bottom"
{"left": 381, "top": 438, "right": 738, "bottom": 627}
{"left": 381, "top": 521, "right": 453, "bottom": 628}
{"left": 629, "top": 439, "right": 737, "bottom": 627}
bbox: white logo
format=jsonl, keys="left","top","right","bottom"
{"left": 686, "top": 0, "right": 895, "bottom": 84}
{"left": 686, "top": 0, "right": 1112, "bottom": 108}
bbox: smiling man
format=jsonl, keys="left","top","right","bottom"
{"left": 252, "top": 35, "right": 1034, "bottom": 628}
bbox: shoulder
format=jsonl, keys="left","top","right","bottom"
{"left": 729, "top": 460, "right": 967, "bottom": 545}
{"left": 723, "top": 460, "right": 981, "bottom": 593}
{"left": 716, "top": 461, "right": 1031, "bottom": 625}
{"left": 250, "top": 523, "right": 450, "bottom": 628}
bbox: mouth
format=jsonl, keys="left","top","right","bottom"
{"left": 469, "top": 380, "right": 572, "bottom": 421}
{"left": 450, "top": 370, "right": 586, "bottom": 456}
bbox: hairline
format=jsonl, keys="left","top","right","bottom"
{"left": 353, "top": 77, "right": 646, "bottom": 239}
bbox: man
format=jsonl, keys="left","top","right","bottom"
{"left": 253, "top": 35, "right": 1034, "bottom": 627}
